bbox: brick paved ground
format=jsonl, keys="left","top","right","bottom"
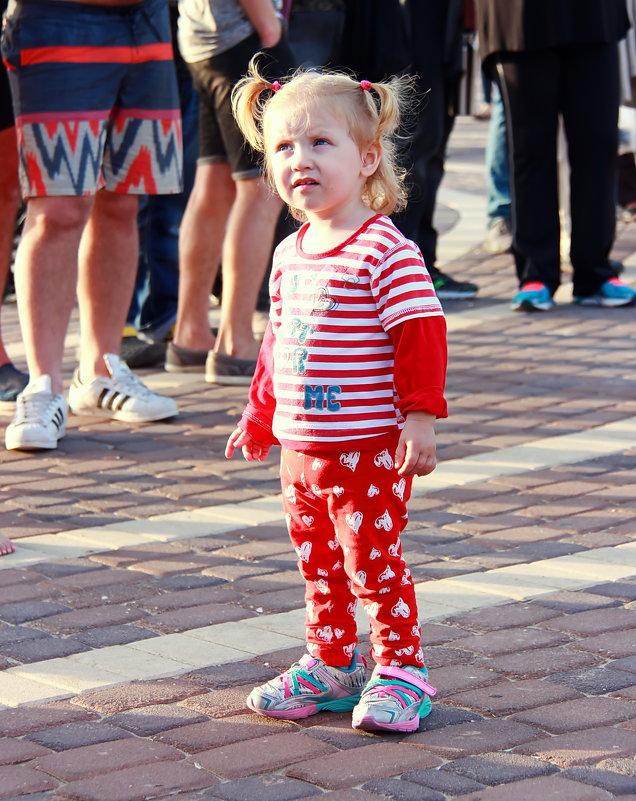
{"left": 0, "top": 117, "right": 635, "bottom": 801}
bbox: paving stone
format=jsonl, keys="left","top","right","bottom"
{"left": 154, "top": 575, "right": 228, "bottom": 591}
{"left": 452, "top": 628, "right": 571, "bottom": 658}
{"left": 0, "top": 600, "right": 73, "bottom": 624}
{"left": 202, "top": 775, "right": 322, "bottom": 801}
{"left": 483, "top": 646, "right": 600, "bottom": 679}
{"left": 31, "top": 605, "right": 145, "bottom": 635}
{"left": 144, "top": 603, "right": 252, "bottom": 633}
{"left": 56, "top": 760, "right": 217, "bottom": 801}
{"left": 0, "top": 702, "right": 98, "bottom": 737}
{"left": 550, "top": 665, "right": 636, "bottom": 695}
{"left": 442, "top": 751, "right": 560, "bottom": 785}
{"left": 154, "top": 716, "right": 295, "bottom": 752}
{"left": 534, "top": 590, "right": 625, "bottom": 614}
{"left": 402, "top": 768, "right": 485, "bottom": 796}
{"left": 0, "top": 626, "right": 49, "bottom": 647}
{"left": 424, "top": 645, "right": 474, "bottom": 669}
{"left": 514, "top": 725, "right": 636, "bottom": 767}
{"left": 0, "top": 765, "right": 57, "bottom": 799}
{"left": 539, "top": 606, "right": 636, "bottom": 635}
{"left": 47, "top": 568, "right": 140, "bottom": 593}
{"left": 0, "top": 635, "right": 89, "bottom": 663}
{"left": 105, "top": 704, "right": 209, "bottom": 736}
{"left": 73, "top": 678, "right": 206, "bottom": 713}
{"left": 297, "top": 712, "right": 381, "bottom": 749}
{"left": 362, "top": 778, "right": 444, "bottom": 801}
{"left": 512, "top": 696, "right": 636, "bottom": 733}
{"left": 447, "top": 603, "right": 560, "bottom": 632}
{"left": 588, "top": 581, "right": 636, "bottom": 601}
{"left": 179, "top": 661, "right": 278, "bottom": 690}
{"left": 0, "top": 739, "right": 51, "bottom": 766}
{"left": 446, "top": 679, "right": 580, "bottom": 715}
{"left": 452, "top": 774, "right": 613, "bottom": 801}
{"left": 72, "top": 624, "right": 159, "bottom": 648}
{"left": 286, "top": 744, "right": 440, "bottom": 790}
{"left": 564, "top": 766, "right": 636, "bottom": 795}
{"left": 0, "top": 793, "right": 56, "bottom": 801}
{"left": 572, "top": 630, "right": 636, "bottom": 659}
{"left": 194, "top": 732, "right": 337, "bottom": 779}
{"left": 26, "top": 722, "right": 134, "bottom": 751}
{"left": 136, "top": 586, "right": 238, "bottom": 613}
{"left": 614, "top": 656, "right": 636, "bottom": 675}
{"left": 406, "top": 719, "right": 542, "bottom": 758}
{"left": 34, "top": 737, "right": 183, "bottom": 781}
{"left": 180, "top": 685, "right": 261, "bottom": 719}
{"left": 423, "top": 705, "right": 484, "bottom": 731}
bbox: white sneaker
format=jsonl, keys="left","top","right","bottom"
{"left": 5, "top": 375, "right": 67, "bottom": 450}
{"left": 68, "top": 353, "right": 178, "bottom": 423}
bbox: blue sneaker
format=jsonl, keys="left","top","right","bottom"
{"left": 573, "top": 278, "right": 636, "bottom": 307}
{"left": 511, "top": 282, "right": 555, "bottom": 312}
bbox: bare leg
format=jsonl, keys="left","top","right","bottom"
{"left": 215, "top": 176, "right": 282, "bottom": 360}
{"left": 14, "top": 195, "right": 94, "bottom": 394}
{"left": 172, "top": 162, "right": 235, "bottom": 351}
{"left": 0, "top": 126, "right": 22, "bottom": 366}
{"left": 77, "top": 190, "right": 139, "bottom": 382}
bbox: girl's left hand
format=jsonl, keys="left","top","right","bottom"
{"left": 395, "top": 413, "right": 437, "bottom": 477}
{"left": 225, "top": 426, "right": 271, "bottom": 462}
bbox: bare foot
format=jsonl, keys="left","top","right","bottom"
{"left": 0, "top": 534, "right": 15, "bottom": 556}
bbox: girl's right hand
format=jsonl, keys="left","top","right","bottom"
{"left": 225, "top": 426, "right": 271, "bottom": 462}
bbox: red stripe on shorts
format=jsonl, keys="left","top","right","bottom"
{"left": 20, "top": 43, "right": 173, "bottom": 66}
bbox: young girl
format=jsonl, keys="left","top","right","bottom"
{"left": 225, "top": 59, "right": 448, "bottom": 733}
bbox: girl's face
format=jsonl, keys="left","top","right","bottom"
{"left": 265, "top": 101, "right": 380, "bottom": 227}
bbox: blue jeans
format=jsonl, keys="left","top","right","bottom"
{"left": 127, "top": 65, "right": 198, "bottom": 341}
{"left": 486, "top": 87, "right": 512, "bottom": 222}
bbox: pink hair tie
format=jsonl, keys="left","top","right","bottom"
{"left": 271, "top": 81, "right": 281, "bottom": 92}
{"left": 360, "top": 80, "right": 372, "bottom": 91}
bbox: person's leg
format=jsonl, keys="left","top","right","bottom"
{"left": 563, "top": 43, "right": 621, "bottom": 298}
{"left": 496, "top": 52, "right": 561, "bottom": 294}
{"left": 76, "top": 191, "right": 140, "bottom": 381}
{"left": 214, "top": 176, "right": 282, "bottom": 360}
{"left": 484, "top": 86, "right": 513, "bottom": 255}
{"left": 0, "top": 126, "right": 22, "bottom": 367}
{"left": 15, "top": 196, "right": 94, "bottom": 394}
{"left": 171, "top": 161, "right": 235, "bottom": 352}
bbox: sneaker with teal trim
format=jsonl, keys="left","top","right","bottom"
{"left": 511, "top": 282, "right": 555, "bottom": 312}
{"left": 573, "top": 278, "right": 636, "bottom": 307}
{"left": 352, "top": 663, "right": 437, "bottom": 733}
{"left": 246, "top": 652, "right": 368, "bottom": 720}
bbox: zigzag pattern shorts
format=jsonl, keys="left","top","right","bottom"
{"left": 281, "top": 443, "right": 425, "bottom": 669}
{"left": 1, "top": 0, "right": 182, "bottom": 197}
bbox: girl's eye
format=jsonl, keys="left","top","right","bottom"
{"left": 276, "top": 142, "right": 292, "bottom": 152}
{"left": 313, "top": 138, "right": 329, "bottom": 146}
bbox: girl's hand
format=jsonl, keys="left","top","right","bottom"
{"left": 225, "top": 426, "right": 272, "bottom": 462}
{"left": 395, "top": 412, "right": 437, "bottom": 477}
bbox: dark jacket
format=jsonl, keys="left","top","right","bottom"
{"left": 476, "top": 0, "right": 630, "bottom": 67}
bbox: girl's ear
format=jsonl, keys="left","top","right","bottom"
{"left": 360, "top": 141, "right": 382, "bottom": 176}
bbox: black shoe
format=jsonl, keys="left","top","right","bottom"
{"left": 0, "top": 362, "right": 29, "bottom": 404}
{"left": 429, "top": 267, "right": 479, "bottom": 300}
{"left": 119, "top": 333, "right": 167, "bottom": 369}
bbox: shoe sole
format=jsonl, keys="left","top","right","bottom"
{"left": 574, "top": 297, "right": 636, "bottom": 308}
{"left": 205, "top": 373, "right": 254, "bottom": 386}
{"left": 5, "top": 425, "right": 66, "bottom": 451}
{"left": 246, "top": 693, "right": 360, "bottom": 720}
{"left": 69, "top": 406, "right": 178, "bottom": 423}
{"left": 351, "top": 696, "right": 432, "bottom": 733}
{"left": 512, "top": 299, "right": 555, "bottom": 312}
{"left": 436, "top": 291, "right": 478, "bottom": 300}
{"left": 164, "top": 363, "right": 205, "bottom": 374}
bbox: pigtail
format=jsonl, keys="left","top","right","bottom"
{"left": 360, "top": 74, "right": 415, "bottom": 215}
{"left": 231, "top": 56, "right": 278, "bottom": 154}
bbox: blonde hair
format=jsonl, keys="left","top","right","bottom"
{"left": 232, "top": 56, "right": 414, "bottom": 220}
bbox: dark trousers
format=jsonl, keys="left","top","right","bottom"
{"left": 495, "top": 43, "right": 620, "bottom": 297}
{"left": 392, "top": 74, "right": 457, "bottom": 269}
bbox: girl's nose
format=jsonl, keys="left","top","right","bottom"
{"left": 291, "top": 144, "right": 311, "bottom": 170}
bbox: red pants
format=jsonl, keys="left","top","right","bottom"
{"left": 280, "top": 443, "right": 425, "bottom": 668}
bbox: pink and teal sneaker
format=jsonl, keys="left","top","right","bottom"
{"left": 246, "top": 652, "right": 368, "bottom": 720}
{"left": 352, "top": 663, "right": 437, "bottom": 732}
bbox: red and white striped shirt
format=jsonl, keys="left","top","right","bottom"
{"left": 241, "top": 214, "right": 447, "bottom": 450}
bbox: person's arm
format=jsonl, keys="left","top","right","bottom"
{"left": 389, "top": 316, "right": 448, "bottom": 476}
{"left": 238, "top": 0, "right": 283, "bottom": 47}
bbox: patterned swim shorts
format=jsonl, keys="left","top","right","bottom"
{"left": 1, "top": 0, "right": 182, "bottom": 197}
